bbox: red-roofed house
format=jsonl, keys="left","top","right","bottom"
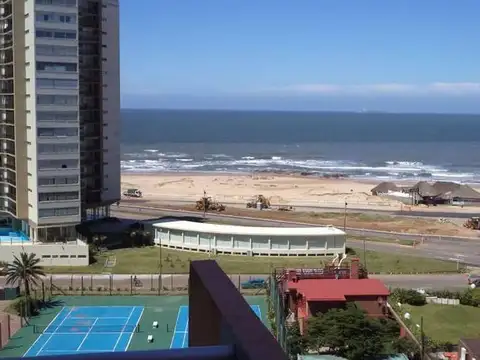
{"left": 284, "top": 259, "right": 390, "bottom": 334}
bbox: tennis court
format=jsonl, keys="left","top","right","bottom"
{"left": 170, "top": 305, "right": 261, "bottom": 349}
{"left": 23, "top": 306, "right": 144, "bottom": 357}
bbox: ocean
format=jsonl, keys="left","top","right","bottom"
{"left": 120, "top": 109, "right": 480, "bottom": 183}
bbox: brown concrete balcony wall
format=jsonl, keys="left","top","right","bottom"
{"left": 189, "top": 260, "right": 289, "bottom": 360}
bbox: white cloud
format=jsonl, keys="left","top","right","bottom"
{"left": 264, "top": 82, "right": 480, "bottom": 96}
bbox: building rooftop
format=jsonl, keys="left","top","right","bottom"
{"left": 287, "top": 278, "right": 390, "bottom": 301}
{"left": 153, "top": 220, "right": 345, "bottom": 236}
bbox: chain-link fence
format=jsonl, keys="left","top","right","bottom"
{"left": 28, "top": 274, "right": 269, "bottom": 297}
{"left": 0, "top": 313, "right": 23, "bottom": 350}
{"left": 269, "top": 268, "right": 288, "bottom": 355}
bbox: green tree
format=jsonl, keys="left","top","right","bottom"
{"left": 306, "top": 304, "right": 393, "bottom": 360}
{"left": 286, "top": 322, "right": 307, "bottom": 359}
{"left": 5, "top": 253, "right": 45, "bottom": 315}
{"left": 392, "top": 337, "right": 420, "bottom": 359}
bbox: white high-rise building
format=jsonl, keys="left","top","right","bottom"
{"left": 0, "top": 0, "right": 120, "bottom": 242}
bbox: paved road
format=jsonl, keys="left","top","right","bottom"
{"left": 112, "top": 207, "right": 480, "bottom": 266}
{"left": 120, "top": 199, "right": 479, "bottom": 219}
{"left": 0, "top": 274, "right": 469, "bottom": 291}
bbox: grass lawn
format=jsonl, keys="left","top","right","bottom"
{"left": 352, "top": 236, "right": 416, "bottom": 247}
{"left": 43, "top": 246, "right": 459, "bottom": 274}
{"left": 404, "top": 304, "right": 480, "bottom": 343}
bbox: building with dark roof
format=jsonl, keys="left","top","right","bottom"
{"left": 459, "top": 338, "right": 480, "bottom": 360}
{"left": 371, "top": 182, "right": 399, "bottom": 195}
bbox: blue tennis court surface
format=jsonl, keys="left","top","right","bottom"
{"left": 170, "top": 305, "right": 262, "bottom": 349}
{"left": 23, "top": 306, "right": 144, "bottom": 357}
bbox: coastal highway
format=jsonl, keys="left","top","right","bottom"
{"left": 111, "top": 205, "right": 480, "bottom": 266}
{"left": 0, "top": 274, "right": 469, "bottom": 291}
{"left": 119, "top": 198, "right": 480, "bottom": 219}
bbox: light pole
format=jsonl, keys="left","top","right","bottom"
{"left": 203, "top": 190, "right": 207, "bottom": 219}
{"left": 158, "top": 231, "right": 163, "bottom": 292}
{"left": 343, "top": 201, "right": 347, "bottom": 231}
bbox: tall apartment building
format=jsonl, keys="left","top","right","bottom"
{"left": 0, "top": 0, "right": 120, "bottom": 242}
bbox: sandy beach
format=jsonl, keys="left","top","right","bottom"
{"left": 120, "top": 172, "right": 480, "bottom": 212}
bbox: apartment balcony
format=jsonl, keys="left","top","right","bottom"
{"left": 0, "top": 79, "right": 13, "bottom": 94}
{"left": 35, "top": 70, "right": 78, "bottom": 80}
{"left": 0, "top": 64, "right": 12, "bottom": 78}
{"left": 37, "top": 167, "right": 80, "bottom": 177}
{"left": 0, "top": 2, "right": 12, "bottom": 18}
{"left": 1, "top": 261, "right": 288, "bottom": 360}
{"left": 36, "top": 120, "right": 78, "bottom": 128}
{"left": 37, "top": 136, "right": 79, "bottom": 144}
{"left": 0, "top": 49, "right": 13, "bottom": 64}
{"left": 38, "top": 152, "right": 79, "bottom": 161}
{"left": 0, "top": 170, "right": 15, "bottom": 187}
{"left": 0, "top": 126, "right": 14, "bottom": 141}
{"left": 0, "top": 94, "right": 13, "bottom": 109}
{"left": 0, "top": 110, "right": 13, "bottom": 125}
{"left": 0, "top": 33, "right": 13, "bottom": 49}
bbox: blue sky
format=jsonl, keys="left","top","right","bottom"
{"left": 120, "top": 0, "right": 480, "bottom": 112}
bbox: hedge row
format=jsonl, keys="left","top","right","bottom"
{"left": 390, "top": 287, "right": 480, "bottom": 307}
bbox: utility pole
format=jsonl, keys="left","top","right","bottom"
{"left": 159, "top": 235, "right": 163, "bottom": 292}
{"left": 203, "top": 190, "right": 207, "bottom": 219}
{"left": 343, "top": 201, "right": 347, "bottom": 231}
{"left": 420, "top": 316, "right": 425, "bottom": 360}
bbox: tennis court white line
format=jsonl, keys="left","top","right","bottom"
{"left": 113, "top": 307, "right": 135, "bottom": 352}
{"left": 41, "top": 349, "right": 112, "bottom": 353}
{"left": 69, "top": 317, "right": 131, "bottom": 320}
{"left": 182, "top": 317, "right": 189, "bottom": 348}
{"left": 169, "top": 305, "right": 185, "bottom": 348}
{"left": 36, "top": 307, "right": 75, "bottom": 356}
{"left": 22, "top": 307, "right": 66, "bottom": 358}
{"left": 76, "top": 318, "right": 98, "bottom": 351}
{"left": 125, "top": 307, "right": 144, "bottom": 351}
{"left": 41, "top": 332, "right": 135, "bottom": 335}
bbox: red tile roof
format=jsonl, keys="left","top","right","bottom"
{"left": 287, "top": 278, "right": 390, "bottom": 301}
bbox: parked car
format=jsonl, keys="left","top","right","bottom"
{"left": 122, "top": 188, "right": 143, "bottom": 198}
{"left": 241, "top": 278, "right": 266, "bottom": 289}
{"left": 467, "top": 274, "right": 480, "bottom": 288}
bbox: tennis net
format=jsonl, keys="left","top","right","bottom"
{"left": 34, "top": 324, "right": 140, "bottom": 334}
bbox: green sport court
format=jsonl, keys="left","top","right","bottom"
{"left": 0, "top": 296, "right": 267, "bottom": 358}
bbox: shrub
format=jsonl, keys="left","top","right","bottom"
{"left": 8, "top": 296, "right": 40, "bottom": 317}
{"left": 391, "top": 288, "right": 426, "bottom": 306}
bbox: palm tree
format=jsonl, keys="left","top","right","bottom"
{"left": 6, "top": 253, "right": 45, "bottom": 302}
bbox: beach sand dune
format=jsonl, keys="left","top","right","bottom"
{"left": 120, "top": 173, "right": 408, "bottom": 210}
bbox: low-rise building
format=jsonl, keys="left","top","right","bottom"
{"left": 282, "top": 259, "right": 390, "bottom": 334}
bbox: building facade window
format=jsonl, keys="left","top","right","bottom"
{"left": 38, "top": 144, "right": 78, "bottom": 154}
{"left": 39, "top": 207, "right": 79, "bottom": 218}
{"left": 38, "top": 159, "right": 78, "bottom": 170}
{"left": 35, "top": 0, "right": 77, "bottom": 7}
{"left": 38, "top": 176, "right": 79, "bottom": 186}
{"left": 37, "top": 111, "right": 78, "bottom": 121}
{"left": 37, "top": 95, "right": 77, "bottom": 106}
{"left": 37, "top": 79, "right": 78, "bottom": 89}
{"left": 36, "top": 45, "right": 77, "bottom": 57}
{"left": 36, "top": 62, "right": 77, "bottom": 72}
{"left": 39, "top": 192, "right": 79, "bottom": 202}
{"left": 36, "top": 12, "right": 77, "bottom": 24}
{"left": 37, "top": 128, "right": 78, "bottom": 137}
{"left": 36, "top": 30, "right": 77, "bottom": 40}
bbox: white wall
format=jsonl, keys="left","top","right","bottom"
{"left": 100, "top": 0, "right": 121, "bottom": 205}
{"left": 0, "top": 241, "right": 89, "bottom": 266}
{"left": 154, "top": 228, "right": 346, "bottom": 256}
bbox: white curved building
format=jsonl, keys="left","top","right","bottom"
{"left": 153, "top": 220, "right": 346, "bottom": 257}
